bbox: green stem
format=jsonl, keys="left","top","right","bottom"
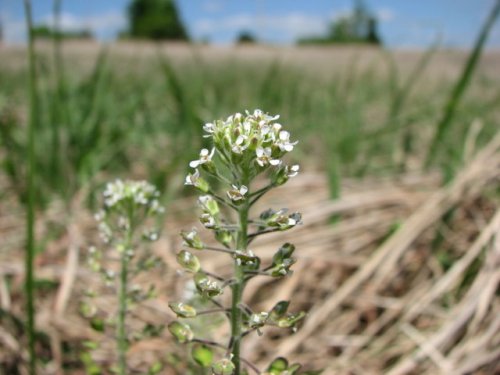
{"left": 23, "top": 1, "right": 38, "bottom": 373}
{"left": 117, "top": 251, "right": 129, "bottom": 375}
{"left": 230, "top": 201, "right": 249, "bottom": 374}
{"left": 117, "top": 211, "right": 134, "bottom": 375}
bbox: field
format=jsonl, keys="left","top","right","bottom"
{"left": 0, "top": 41, "right": 499, "bottom": 374}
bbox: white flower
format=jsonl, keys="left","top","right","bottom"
{"left": 231, "top": 135, "right": 248, "bottom": 154}
{"left": 227, "top": 185, "right": 248, "bottom": 202}
{"left": 256, "top": 147, "right": 281, "bottom": 167}
{"left": 150, "top": 199, "right": 165, "bottom": 214}
{"left": 185, "top": 169, "right": 200, "bottom": 185}
{"left": 203, "top": 122, "right": 215, "bottom": 135}
{"left": 276, "top": 130, "right": 298, "bottom": 152}
{"left": 200, "top": 213, "right": 216, "bottom": 228}
{"left": 189, "top": 148, "right": 215, "bottom": 168}
{"left": 286, "top": 164, "right": 300, "bottom": 178}
{"left": 102, "top": 179, "right": 161, "bottom": 211}
{"left": 94, "top": 210, "right": 105, "bottom": 221}
{"left": 253, "top": 109, "right": 263, "bottom": 117}
{"left": 234, "top": 112, "right": 243, "bottom": 122}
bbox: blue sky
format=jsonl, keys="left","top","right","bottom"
{"left": 2, "top": 0, "right": 500, "bottom": 48}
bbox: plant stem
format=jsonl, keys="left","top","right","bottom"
{"left": 117, "top": 212, "right": 134, "bottom": 375}
{"left": 23, "top": 0, "right": 38, "bottom": 373}
{"left": 117, "top": 250, "right": 129, "bottom": 375}
{"left": 230, "top": 200, "right": 249, "bottom": 374}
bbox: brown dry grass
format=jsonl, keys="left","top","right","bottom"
{"left": 1, "top": 133, "right": 498, "bottom": 374}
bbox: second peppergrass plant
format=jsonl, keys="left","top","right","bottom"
{"left": 85, "top": 180, "right": 164, "bottom": 374}
{"left": 169, "top": 110, "right": 306, "bottom": 374}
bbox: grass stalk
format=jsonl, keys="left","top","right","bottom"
{"left": 22, "top": 0, "right": 38, "bottom": 373}
{"left": 425, "top": 0, "right": 500, "bottom": 168}
{"left": 49, "top": 0, "right": 63, "bottom": 190}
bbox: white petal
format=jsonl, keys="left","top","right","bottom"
{"left": 279, "top": 131, "right": 290, "bottom": 141}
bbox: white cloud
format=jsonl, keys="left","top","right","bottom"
{"left": 194, "top": 12, "right": 327, "bottom": 41}
{"left": 41, "top": 11, "right": 126, "bottom": 35}
{"left": 2, "top": 13, "right": 27, "bottom": 43}
{"left": 376, "top": 8, "right": 395, "bottom": 22}
{"left": 202, "top": 0, "right": 224, "bottom": 13}
{"left": 2, "top": 10, "right": 126, "bottom": 43}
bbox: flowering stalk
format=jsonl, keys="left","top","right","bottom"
{"left": 231, "top": 199, "right": 249, "bottom": 372}
{"left": 87, "top": 180, "right": 164, "bottom": 374}
{"left": 117, "top": 211, "right": 133, "bottom": 375}
{"left": 170, "top": 110, "right": 306, "bottom": 375}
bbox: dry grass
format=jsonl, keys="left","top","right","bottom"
{"left": 0, "top": 133, "right": 498, "bottom": 374}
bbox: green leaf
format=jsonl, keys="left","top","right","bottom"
{"left": 148, "top": 361, "right": 163, "bottom": 374}
{"left": 90, "top": 317, "right": 105, "bottom": 332}
{"left": 191, "top": 344, "right": 214, "bottom": 367}
{"left": 288, "top": 363, "right": 302, "bottom": 374}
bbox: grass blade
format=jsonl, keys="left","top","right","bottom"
{"left": 425, "top": 0, "right": 500, "bottom": 168}
{"left": 23, "top": 0, "right": 38, "bottom": 373}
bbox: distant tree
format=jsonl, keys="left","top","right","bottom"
{"left": 236, "top": 31, "right": 256, "bottom": 44}
{"left": 32, "top": 25, "right": 93, "bottom": 40}
{"left": 298, "top": 0, "right": 382, "bottom": 45}
{"left": 126, "top": 0, "right": 189, "bottom": 41}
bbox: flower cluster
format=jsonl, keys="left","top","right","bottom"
{"left": 85, "top": 179, "right": 165, "bottom": 374}
{"left": 189, "top": 110, "right": 299, "bottom": 187}
{"left": 95, "top": 179, "right": 163, "bottom": 245}
{"left": 169, "top": 110, "right": 306, "bottom": 375}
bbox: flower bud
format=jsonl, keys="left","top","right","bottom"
{"left": 168, "top": 321, "right": 194, "bottom": 344}
{"left": 215, "top": 229, "right": 233, "bottom": 248}
{"left": 169, "top": 302, "right": 197, "bottom": 318}
{"left": 200, "top": 213, "right": 217, "bottom": 229}
{"left": 191, "top": 344, "right": 214, "bottom": 367}
{"left": 185, "top": 169, "right": 210, "bottom": 193}
{"left": 265, "top": 357, "right": 302, "bottom": 375}
{"left": 248, "top": 312, "right": 269, "bottom": 329}
{"left": 277, "top": 311, "right": 306, "bottom": 329}
{"left": 269, "top": 301, "right": 290, "bottom": 320}
{"left": 181, "top": 228, "right": 204, "bottom": 250}
{"left": 270, "top": 243, "right": 296, "bottom": 277}
{"left": 198, "top": 195, "right": 220, "bottom": 216}
{"left": 262, "top": 209, "right": 301, "bottom": 231}
{"left": 176, "top": 250, "right": 201, "bottom": 273}
{"left": 194, "top": 273, "right": 223, "bottom": 297}
{"left": 212, "top": 357, "right": 235, "bottom": 375}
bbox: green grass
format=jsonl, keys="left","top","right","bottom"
{"left": 0, "top": 5, "right": 499, "bottom": 374}
{"left": 1, "top": 46, "right": 499, "bottom": 210}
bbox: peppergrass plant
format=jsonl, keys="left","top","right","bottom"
{"left": 84, "top": 180, "right": 164, "bottom": 374}
{"left": 169, "top": 110, "right": 308, "bottom": 375}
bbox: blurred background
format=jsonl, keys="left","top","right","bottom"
{"left": 0, "top": 1, "right": 499, "bottom": 374}
{"left": 1, "top": 0, "right": 500, "bottom": 47}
